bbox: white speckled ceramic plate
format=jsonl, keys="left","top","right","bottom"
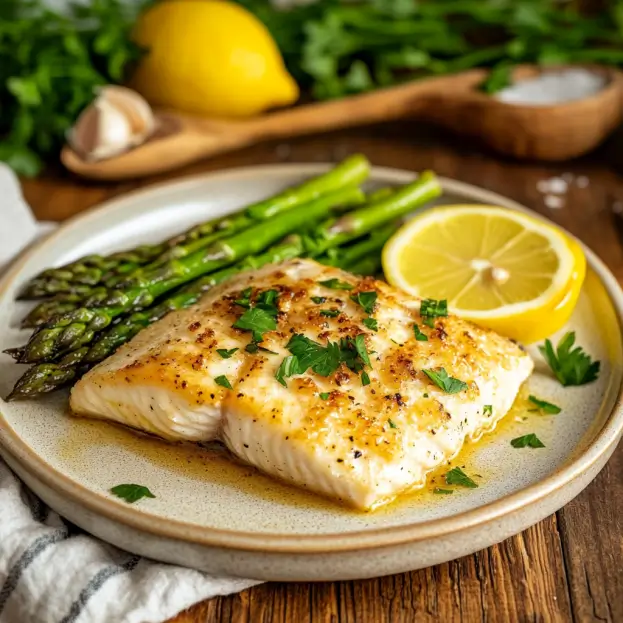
{"left": 0, "top": 165, "right": 622, "bottom": 582}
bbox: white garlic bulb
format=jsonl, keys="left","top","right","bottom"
{"left": 69, "top": 86, "right": 155, "bottom": 161}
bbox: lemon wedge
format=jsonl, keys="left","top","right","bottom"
{"left": 382, "top": 205, "right": 586, "bottom": 343}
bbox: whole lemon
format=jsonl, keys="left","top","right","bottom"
{"left": 130, "top": 0, "right": 299, "bottom": 118}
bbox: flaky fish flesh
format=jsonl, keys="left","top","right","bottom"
{"left": 70, "top": 259, "right": 533, "bottom": 510}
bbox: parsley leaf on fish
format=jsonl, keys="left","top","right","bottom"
{"left": 420, "top": 298, "right": 448, "bottom": 328}
{"left": 214, "top": 375, "right": 233, "bottom": 390}
{"left": 423, "top": 367, "right": 467, "bottom": 394}
{"left": 318, "top": 278, "right": 354, "bottom": 290}
{"left": 350, "top": 290, "right": 377, "bottom": 314}
{"left": 363, "top": 317, "right": 378, "bottom": 331}
{"left": 413, "top": 323, "right": 428, "bottom": 341}
{"left": 216, "top": 348, "right": 238, "bottom": 359}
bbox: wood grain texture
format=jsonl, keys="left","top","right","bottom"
{"left": 21, "top": 121, "right": 623, "bottom": 623}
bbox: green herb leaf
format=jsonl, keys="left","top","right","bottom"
{"left": 216, "top": 348, "right": 238, "bottom": 359}
{"left": 388, "top": 418, "right": 398, "bottom": 429}
{"left": 483, "top": 404, "right": 493, "bottom": 417}
{"left": 363, "top": 317, "right": 378, "bottom": 331}
{"left": 422, "top": 368, "right": 468, "bottom": 394}
{"left": 433, "top": 488, "right": 454, "bottom": 495}
{"left": 350, "top": 291, "right": 377, "bottom": 314}
{"left": 445, "top": 467, "right": 478, "bottom": 488}
{"left": 311, "top": 296, "right": 327, "bottom": 304}
{"left": 420, "top": 298, "right": 448, "bottom": 328}
{"left": 319, "top": 392, "right": 330, "bottom": 400}
{"left": 233, "top": 307, "right": 277, "bottom": 342}
{"left": 511, "top": 433, "right": 546, "bottom": 448}
{"left": 539, "top": 332, "right": 600, "bottom": 386}
{"left": 320, "top": 309, "right": 340, "bottom": 317}
{"left": 214, "top": 375, "right": 233, "bottom": 390}
{"left": 528, "top": 395, "right": 561, "bottom": 414}
{"left": 413, "top": 323, "right": 428, "bottom": 341}
{"left": 287, "top": 334, "right": 342, "bottom": 376}
{"left": 319, "top": 278, "right": 354, "bottom": 290}
{"left": 354, "top": 334, "right": 371, "bottom": 366}
{"left": 361, "top": 370, "right": 371, "bottom": 386}
{"left": 110, "top": 484, "right": 155, "bottom": 504}
{"left": 234, "top": 287, "right": 253, "bottom": 308}
{"left": 275, "top": 355, "right": 301, "bottom": 387}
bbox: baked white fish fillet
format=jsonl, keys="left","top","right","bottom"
{"left": 71, "top": 258, "right": 533, "bottom": 510}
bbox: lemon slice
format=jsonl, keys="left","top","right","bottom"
{"left": 382, "top": 205, "right": 586, "bottom": 343}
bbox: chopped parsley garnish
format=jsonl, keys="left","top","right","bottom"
{"left": 318, "top": 278, "right": 354, "bottom": 290}
{"left": 257, "top": 289, "right": 278, "bottom": 308}
{"left": 420, "top": 298, "right": 448, "bottom": 328}
{"left": 232, "top": 306, "right": 277, "bottom": 343}
{"left": 350, "top": 291, "right": 377, "bottom": 314}
{"left": 483, "top": 404, "right": 493, "bottom": 417}
{"left": 234, "top": 287, "right": 253, "bottom": 308}
{"left": 511, "top": 433, "right": 545, "bottom": 448}
{"left": 388, "top": 418, "right": 398, "bottom": 429}
{"left": 275, "top": 333, "right": 372, "bottom": 386}
{"left": 413, "top": 323, "right": 428, "bottom": 341}
{"left": 110, "top": 484, "right": 155, "bottom": 504}
{"left": 311, "top": 296, "right": 327, "bottom": 304}
{"left": 353, "top": 333, "right": 371, "bottom": 367}
{"left": 275, "top": 355, "right": 300, "bottom": 387}
{"left": 216, "top": 348, "right": 238, "bottom": 359}
{"left": 433, "top": 488, "right": 454, "bottom": 495}
{"left": 445, "top": 466, "right": 478, "bottom": 488}
{"left": 320, "top": 309, "right": 340, "bottom": 317}
{"left": 361, "top": 371, "right": 370, "bottom": 386}
{"left": 528, "top": 395, "right": 561, "bottom": 414}
{"left": 245, "top": 343, "right": 277, "bottom": 355}
{"left": 363, "top": 317, "right": 378, "bottom": 331}
{"left": 422, "top": 368, "right": 468, "bottom": 394}
{"left": 423, "top": 393, "right": 429, "bottom": 398}
{"left": 214, "top": 375, "right": 233, "bottom": 389}
{"left": 287, "top": 334, "right": 342, "bottom": 376}
{"left": 319, "top": 392, "right": 330, "bottom": 400}
{"left": 539, "top": 332, "right": 600, "bottom": 386}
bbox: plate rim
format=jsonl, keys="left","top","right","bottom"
{"left": 1, "top": 162, "right": 622, "bottom": 554}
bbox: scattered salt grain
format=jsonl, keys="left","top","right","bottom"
{"left": 575, "top": 175, "right": 590, "bottom": 188}
{"left": 496, "top": 69, "right": 607, "bottom": 106}
{"left": 612, "top": 201, "right": 623, "bottom": 214}
{"left": 537, "top": 177, "right": 568, "bottom": 195}
{"left": 561, "top": 172, "right": 575, "bottom": 183}
{"left": 275, "top": 143, "right": 291, "bottom": 160}
{"left": 544, "top": 195, "right": 565, "bottom": 210}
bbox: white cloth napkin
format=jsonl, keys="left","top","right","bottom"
{"left": 0, "top": 165, "right": 259, "bottom": 623}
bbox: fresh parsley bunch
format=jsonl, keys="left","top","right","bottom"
{"left": 240, "top": 0, "right": 623, "bottom": 100}
{"left": 0, "top": 0, "right": 145, "bottom": 176}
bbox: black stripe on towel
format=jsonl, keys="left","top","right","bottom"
{"left": 0, "top": 528, "right": 69, "bottom": 613}
{"left": 59, "top": 555, "right": 141, "bottom": 623}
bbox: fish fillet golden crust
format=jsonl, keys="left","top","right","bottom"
{"left": 70, "top": 258, "right": 533, "bottom": 510}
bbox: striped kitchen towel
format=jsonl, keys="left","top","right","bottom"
{"left": 0, "top": 164, "right": 259, "bottom": 623}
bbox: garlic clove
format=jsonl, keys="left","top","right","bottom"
{"left": 68, "top": 85, "right": 156, "bottom": 161}
{"left": 99, "top": 85, "right": 155, "bottom": 146}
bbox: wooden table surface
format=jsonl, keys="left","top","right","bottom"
{"left": 22, "top": 122, "right": 623, "bottom": 623}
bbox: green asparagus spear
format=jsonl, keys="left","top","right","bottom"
{"left": 305, "top": 171, "right": 441, "bottom": 256}
{"left": 5, "top": 236, "right": 305, "bottom": 401}
{"left": 14, "top": 186, "right": 364, "bottom": 364}
{"left": 246, "top": 154, "right": 369, "bottom": 220}
{"left": 21, "top": 292, "right": 86, "bottom": 329}
{"left": 20, "top": 155, "right": 370, "bottom": 298}
{"left": 316, "top": 221, "right": 397, "bottom": 268}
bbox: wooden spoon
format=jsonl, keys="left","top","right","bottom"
{"left": 62, "top": 64, "right": 623, "bottom": 181}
